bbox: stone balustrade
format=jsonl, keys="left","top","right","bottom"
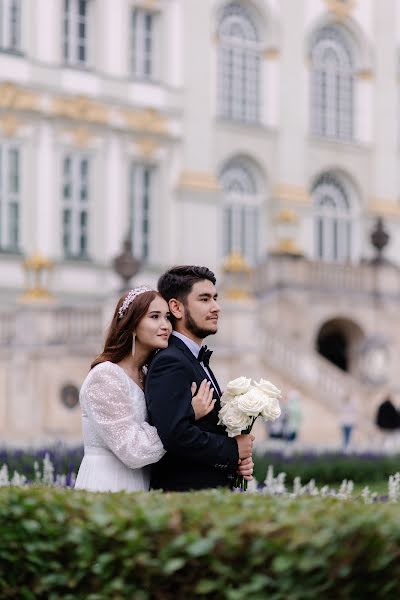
{"left": 0, "top": 306, "right": 103, "bottom": 347}
{"left": 253, "top": 257, "right": 400, "bottom": 299}
{"left": 0, "top": 311, "right": 16, "bottom": 345}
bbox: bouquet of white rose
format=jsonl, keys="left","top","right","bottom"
{"left": 217, "top": 376, "right": 282, "bottom": 491}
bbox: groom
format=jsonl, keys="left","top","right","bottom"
{"left": 145, "top": 265, "right": 254, "bottom": 491}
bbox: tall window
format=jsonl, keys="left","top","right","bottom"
{"left": 313, "top": 173, "right": 354, "bottom": 262}
{"left": 131, "top": 8, "right": 157, "bottom": 80}
{"left": 62, "top": 154, "right": 90, "bottom": 259}
{"left": 218, "top": 1, "right": 261, "bottom": 123}
{"left": 129, "top": 163, "right": 154, "bottom": 261}
{"left": 0, "top": 0, "right": 22, "bottom": 52}
{"left": 220, "top": 159, "right": 261, "bottom": 263}
{"left": 311, "top": 26, "right": 354, "bottom": 140}
{"left": 0, "top": 142, "right": 20, "bottom": 253}
{"left": 63, "top": 0, "right": 90, "bottom": 66}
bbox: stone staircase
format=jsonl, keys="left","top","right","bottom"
{"left": 258, "top": 326, "right": 379, "bottom": 445}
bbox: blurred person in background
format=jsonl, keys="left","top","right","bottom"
{"left": 284, "top": 389, "right": 303, "bottom": 443}
{"left": 339, "top": 394, "right": 357, "bottom": 451}
{"left": 268, "top": 393, "right": 287, "bottom": 440}
{"left": 375, "top": 393, "right": 400, "bottom": 451}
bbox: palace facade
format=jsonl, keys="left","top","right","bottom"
{"left": 1, "top": 0, "right": 400, "bottom": 447}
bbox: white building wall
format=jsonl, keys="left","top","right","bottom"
{"left": 0, "top": 0, "right": 400, "bottom": 298}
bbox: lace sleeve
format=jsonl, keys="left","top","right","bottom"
{"left": 81, "top": 363, "right": 165, "bottom": 468}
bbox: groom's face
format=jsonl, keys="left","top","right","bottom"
{"left": 182, "top": 280, "right": 220, "bottom": 340}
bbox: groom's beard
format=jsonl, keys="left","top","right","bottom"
{"left": 184, "top": 306, "right": 216, "bottom": 340}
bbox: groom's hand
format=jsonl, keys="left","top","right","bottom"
{"left": 234, "top": 434, "right": 254, "bottom": 459}
{"left": 237, "top": 456, "right": 254, "bottom": 481}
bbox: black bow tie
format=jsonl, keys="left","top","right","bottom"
{"left": 198, "top": 345, "right": 213, "bottom": 367}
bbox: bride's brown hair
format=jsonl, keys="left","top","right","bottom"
{"left": 91, "top": 290, "right": 159, "bottom": 369}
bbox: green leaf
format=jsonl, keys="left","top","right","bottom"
{"left": 162, "top": 557, "right": 186, "bottom": 574}
{"left": 186, "top": 537, "right": 215, "bottom": 557}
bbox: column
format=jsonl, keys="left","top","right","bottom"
{"left": 372, "top": 0, "right": 397, "bottom": 201}
{"left": 175, "top": 0, "right": 221, "bottom": 271}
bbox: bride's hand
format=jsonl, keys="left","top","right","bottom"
{"left": 191, "top": 379, "right": 216, "bottom": 420}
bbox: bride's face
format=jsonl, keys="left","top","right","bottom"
{"left": 135, "top": 296, "right": 172, "bottom": 351}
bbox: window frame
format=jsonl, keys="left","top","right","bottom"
{"left": 0, "top": 140, "right": 21, "bottom": 254}
{"left": 63, "top": 0, "right": 91, "bottom": 68}
{"left": 220, "top": 160, "right": 262, "bottom": 264}
{"left": 313, "top": 173, "right": 355, "bottom": 263}
{"left": 0, "top": 0, "right": 22, "bottom": 54}
{"left": 217, "top": 2, "right": 262, "bottom": 124}
{"left": 129, "top": 161, "right": 156, "bottom": 262}
{"left": 311, "top": 26, "right": 355, "bottom": 141}
{"left": 130, "top": 6, "right": 159, "bottom": 81}
{"left": 61, "top": 151, "right": 91, "bottom": 260}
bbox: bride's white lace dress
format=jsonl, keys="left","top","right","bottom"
{"left": 74, "top": 361, "right": 165, "bottom": 492}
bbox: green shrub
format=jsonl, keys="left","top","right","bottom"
{"left": 254, "top": 452, "right": 400, "bottom": 485}
{"left": 1, "top": 487, "right": 400, "bottom": 599}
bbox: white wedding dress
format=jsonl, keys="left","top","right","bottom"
{"left": 74, "top": 361, "right": 165, "bottom": 492}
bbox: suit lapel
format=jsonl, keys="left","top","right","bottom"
{"left": 170, "top": 335, "right": 221, "bottom": 400}
{"left": 207, "top": 365, "right": 222, "bottom": 397}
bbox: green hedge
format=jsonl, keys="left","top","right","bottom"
{"left": 254, "top": 452, "right": 400, "bottom": 485}
{"left": 1, "top": 487, "right": 400, "bottom": 599}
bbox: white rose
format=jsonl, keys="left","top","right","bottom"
{"left": 218, "top": 403, "right": 252, "bottom": 437}
{"left": 253, "top": 379, "right": 282, "bottom": 399}
{"left": 261, "top": 396, "right": 281, "bottom": 421}
{"left": 220, "top": 391, "right": 236, "bottom": 407}
{"left": 226, "top": 376, "right": 252, "bottom": 396}
{"left": 236, "top": 388, "right": 268, "bottom": 417}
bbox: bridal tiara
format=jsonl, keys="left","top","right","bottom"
{"left": 118, "top": 285, "right": 153, "bottom": 319}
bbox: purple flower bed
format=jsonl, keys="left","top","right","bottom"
{"left": 254, "top": 449, "right": 400, "bottom": 484}
{"left": 0, "top": 445, "right": 83, "bottom": 484}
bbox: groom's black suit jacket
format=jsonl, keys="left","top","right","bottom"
{"left": 145, "top": 335, "right": 239, "bottom": 491}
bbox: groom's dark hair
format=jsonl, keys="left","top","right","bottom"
{"left": 158, "top": 265, "right": 216, "bottom": 304}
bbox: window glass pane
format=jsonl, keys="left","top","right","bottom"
{"left": 62, "top": 154, "right": 90, "bottom": 258}
{"left": 218, "top": 4, "right": 260, "bottom": 122}
{"left": 8, "top": 149, "right": 19, "bottom": 194}
{"left": 0, "top": 144, "right": 20, "bottom": 250}
{"left": 64, "top": 0, "right": 88, "bottom": 65}
{"left": 313, "top": 173, "right": 354, "bottom": 262}
{"left": 78, "top": 0, "right": 86, "bottom": 17}
{"left": 63, "top": 157, "right": 71, "bottom": 175}
{"left": 220, "top": 160, "right": 260, "bottom": 263}
{"left": 311, "top": 27, "right": 353, "bottom": 140}
{"left": 130, "top": 164, "right": 153, "bottom": 260}
{"left": 80, "top": 210, "right": 87, "bottom": 254}
{"left": 8, "top": 202, "right": 19, "bottom": 247}
{"left": 132, "top": 9, "right": 155, "bottom": 79}
{"left": 10, "top": 0, "right": 21, "bottom": 50}
{"left": 63, "top": 209, "right": 71, "bottom": 225}
{"left": 63, "top": 209, "right": 71, "bottom": 253}
{"left": 317, "top": 218, "right": 323, "bottom": 259}
{"left": 63, "top": 183, "right": 71, "bottom": 199}
{"left": 78, "top": 22, "right": 85, "bottom": 39}
{"left": 78, "top": 44, "right": 86, "bottom": 62}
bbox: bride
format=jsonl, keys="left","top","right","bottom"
{"left": 74, "top": 286, "right": 215, "bottom": 492}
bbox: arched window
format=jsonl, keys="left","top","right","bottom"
{"left": 311, "top": 26, "right": 354, "bottom": 140}
{"left": 218, "top": 2, "right": 261, "bottom": 123}
{"left": 220, "top": 159, "right": 261, "bottom": 263}
{"left": 312, "top": 173, "right": 355, "bottom": 262}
